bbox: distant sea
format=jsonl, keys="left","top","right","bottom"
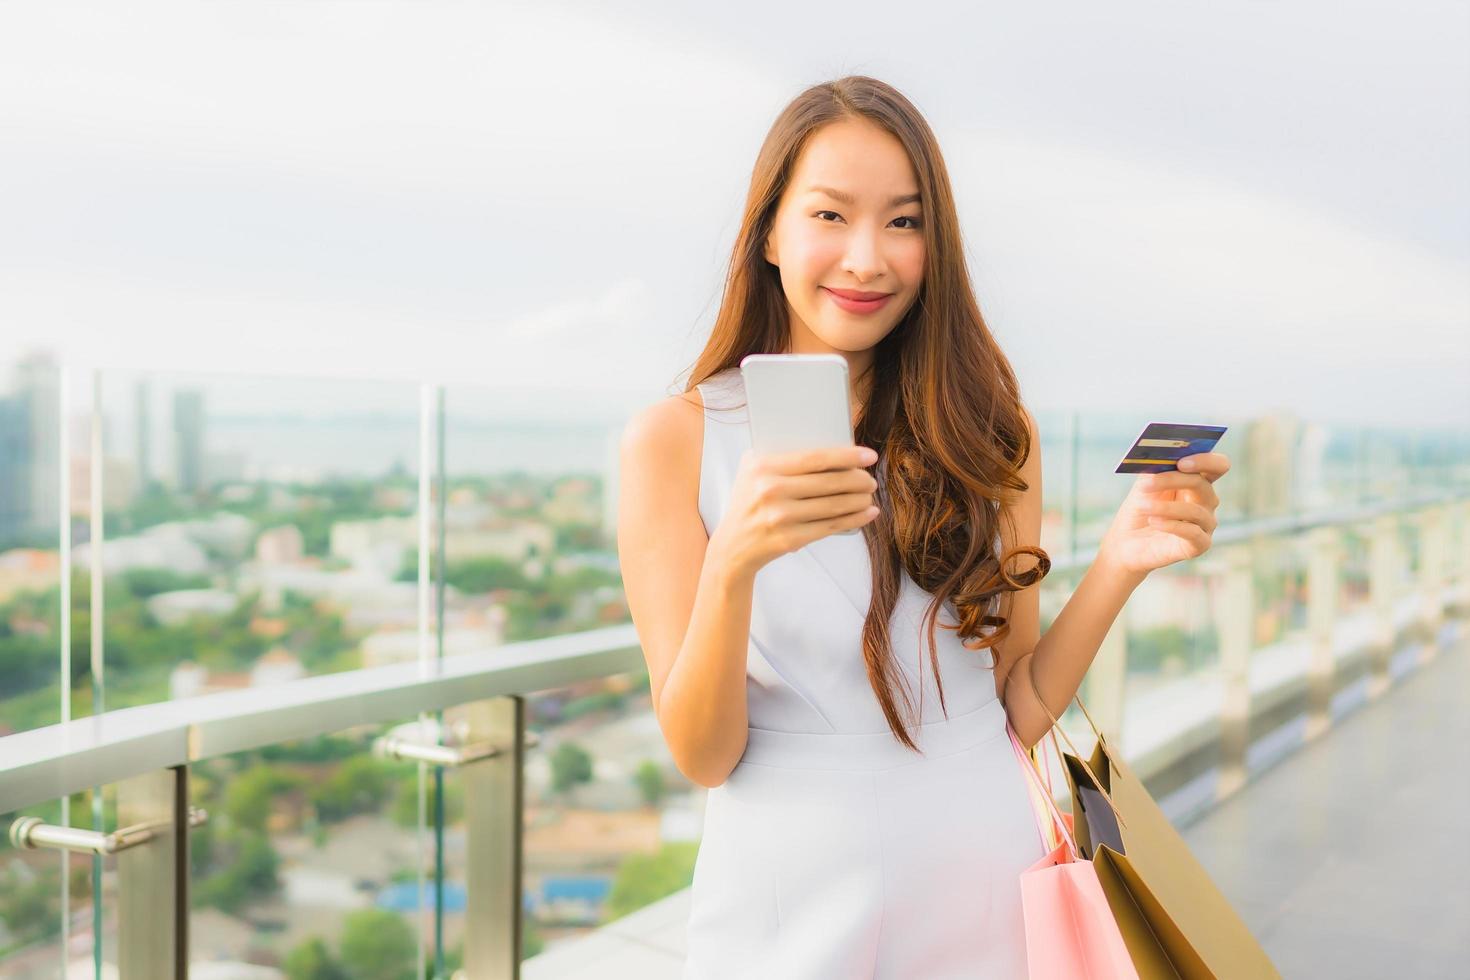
{"left": 205, "top": 413, "right": 1129, "bottom": 483}
{"left": 209, "top": 415, "right": 621, "bottom": 480}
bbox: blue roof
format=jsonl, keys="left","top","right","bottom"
{"left": 375, "top": 881, "right": 468, "bottom": 913}
{"left": 541, "top": 875, "right": 612, "bottom": 902}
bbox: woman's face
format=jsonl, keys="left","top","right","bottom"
{"left": 763, "top": 117, "right": 926, "bottom": 358}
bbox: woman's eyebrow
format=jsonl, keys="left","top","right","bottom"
{"left": 806, "top": 185, "right": 922, "bottom": 207}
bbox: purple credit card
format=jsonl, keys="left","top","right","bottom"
{"left": 1115, "top": 422, "right": 1228, "bottom": 474}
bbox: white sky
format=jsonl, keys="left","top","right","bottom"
{"left": 1, "top": 0, "right": 1466, "bottom": 427}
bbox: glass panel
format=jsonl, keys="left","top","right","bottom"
{"left": 435, "top": 383, "right": 654, "bottom": 966}
{"left": 0, "top": 791, "right": 108, "bottom": 979}
{"left": 1, "top": 799, "right": 68, "bottom": 978}
{"left": 433, "top": 385, "right": 626, "bottom": 654}
{"left": 519, "top": 667, "right": 682, "bottom": 964}
{"left": 0, "top": 354, "right": 64, "bottom": 736}
{"left": 188, "top": 721, "right": 445, "bottom": 977}
{"left": 67, "top": 368, "right": 101, "bottom": 725}
{"left": 86, "top": 369, "right": 423, "bottom": 712}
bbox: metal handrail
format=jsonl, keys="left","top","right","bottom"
{"left": 0, "top": 624, "right": 644, "bottom": 813}
{"left": 0, "top": 487, "right": 1463, "bottom": 816}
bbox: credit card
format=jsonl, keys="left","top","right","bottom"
{"left": 1115, "top": 422, "right": 1228, "bottom": 474}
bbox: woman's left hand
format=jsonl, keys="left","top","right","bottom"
{"left": 1098, "top": 452, "right": 1231, "bottom": 576}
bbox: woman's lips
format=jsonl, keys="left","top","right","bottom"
{"left": 822, "top": 286, "right": 894, "bottom": 314}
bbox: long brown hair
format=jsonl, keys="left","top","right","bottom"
{"left": 682, "top": 76, "right": 1050, "bottom": 751}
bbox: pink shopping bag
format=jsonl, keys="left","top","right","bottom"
{"left": 1008, "top": 724, "right": 1139, "bottom": 980}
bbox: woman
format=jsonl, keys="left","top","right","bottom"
{"left": 617, "top": 75, "right": 1228, "bottom": 979}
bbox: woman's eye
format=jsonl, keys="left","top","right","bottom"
{"left": 891, "top": 215, "right": 923, "bottom": 230}
{"left": 814, "top": 210, "right": 843, "bottom": 222}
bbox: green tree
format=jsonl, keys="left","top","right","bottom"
{"left": 560, "top": 690, "right": 624, "bottom": 722}
{"left": 602, "top": 842, "right": 700, "bottom": 922}
{"left": 0, "top": 864, "right": 61, "bottom": 945}
{"left": 396, "top": 553, "right": 530, "bottom": 593}
{"left": 313, "top": 756, "right": 394, "bottom": 823}
{"left": 634, "top": 760, "right": 665, "bottom": 807}
{"left": 390, "top": 774, "right": 465, "bottom": 828}
{"left": 339, "top": 908, "right": 417, "bottom": 980}
{"left": 520, "top": 919, "right": 545, "bottom": 959}
{"left": 116, "top": 568, "right": 212, "bottom": 599}
{"left": 223, "top": 766, "right": 305, "bottom": 832}
{"left": 549, "top": 741, "right": 594, "bottom": 795}
{"left": 196, "top": 831, "right": 280, "bottom": 912}
{"left": 284, "top": 937, "right": 349, "bottom": 980}
{"left": 424, "top": 943, "right": 466, "bottom": 977}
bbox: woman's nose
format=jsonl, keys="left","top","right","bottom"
{"left": 842, "top": 229, "right": 885, "bottom": 282}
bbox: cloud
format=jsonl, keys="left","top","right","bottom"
{"left": 497, "top": 280, "right": 649, "bottom": 342}
{"left": 0, "top": 2, "right": 1464, "bottom": 427}
{"left": 946, "top": 131, "right": 1470, "bottom": 423}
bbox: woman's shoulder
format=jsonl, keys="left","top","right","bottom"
{"left": 620, "top": 385, "right": 712, "bottom": 510}
{"left": 623, "top": 389, "right": 703, "bottom": 461}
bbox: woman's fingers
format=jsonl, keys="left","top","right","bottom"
{"left": 1140, "top": 499, "right": 1218, "bottom": 533}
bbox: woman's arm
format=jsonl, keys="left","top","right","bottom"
{"left": 1003, "top": 442, "right": 1229, "bottom": 748}
{"left": 617, "top": 394, "right": 754, "bottom": 789}
{"left": 1002, "top": 555, "right": 1147, "bottom": 749}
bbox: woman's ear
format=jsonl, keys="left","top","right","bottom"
{"left": 762, "top": 229, "right": 778, "bottom": 266}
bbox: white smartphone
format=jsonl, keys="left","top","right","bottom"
{"left": 739, "top": 353, "right": 863, "bottom": 536}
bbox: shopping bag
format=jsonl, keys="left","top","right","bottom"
{"left": 1007, "top": 724, "right": 1139, "bottom": 980}
{"left": 1021, "top": 657, "right": 1282, "bottom": 979}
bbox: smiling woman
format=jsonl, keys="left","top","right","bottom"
{"left": 617, "top": 75, "right": 1063, "bottom": 978}
{"left": 620, "top": 62, "right": 1232, "bottom": 980}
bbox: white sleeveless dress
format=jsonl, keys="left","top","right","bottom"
{"left": 682, "top": 367, "right": 1049, "bottom": 979}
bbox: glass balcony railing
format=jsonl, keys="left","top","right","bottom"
{"left": 1, "top": 356, "right": 1468, "bottom": 976}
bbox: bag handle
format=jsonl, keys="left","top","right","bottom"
{"left": 1007, "top": 722, "right": 1078, "bottom": 859}
{"left": 1015, "top": 652, "right": 1129, "bottom": 832}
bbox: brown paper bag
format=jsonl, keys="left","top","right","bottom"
{"left": 1024, "top": 657, "right": 1282, "bottom": 979}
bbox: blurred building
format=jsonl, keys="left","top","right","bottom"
{"left": 0, "top": 353, "right": 61, "bottom": 543}
{"left": 1243, "top": 413, "right": 1298, "bottom": 518}
{"left": 68, "top": 452, "right": 137, "bottom": 515}
{"left": 329, "top": 515, "right": 414, "bottom": 572}
{"left": 135, "top": 378, "right": 152, "bottom": 494}
{"left": 0, "top": 397, "right": 29, "bottom": 543}
{"left": 173, "top": 388, "right": 206, "bottom": 494}
{"left": 147, "top": 589, "right": 239, "bottom": 626}
{"left": 359, "top": 621, "right": 505, "bottom": 667}
{"left": 602, "top": 423, "right": 620, "bottom": 547}
{"left": 170, "top": 649, "right": 305, "bottom": 700}
{"left": 255, "top": 524, "right": 305, "bottom": 564}
{"left": 0, "top": 548, "right": 61, "bottom": 603}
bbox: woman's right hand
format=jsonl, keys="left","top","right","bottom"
{"left": 709, "top": 444, "right": 881, "bottom": 579}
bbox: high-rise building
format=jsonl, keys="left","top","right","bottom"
{"left": 0, "top": 352, "right": 62, "bottom": 545}
{"left": 0, "top": 396, "right": 30, "bottom": 544}
{"left": 602, "top": 423, "right": 621, "bottom": 548}
{"left": 14, "top": 354, "right": 59, "bottom": 533}
{"left": 174, "top": 388, "right": 206, "bottom": 495}
{"left": 135, "top": 379, "right": 152, "bottom": 494}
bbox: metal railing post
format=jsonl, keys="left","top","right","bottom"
{"left": 1366, "top": 514, "right": 1399, "bottom": 697}
{"left": 1216, "top": 541, "right": 1255, "bottom": 799}
{"left": 1084, "top": 603, "right": 1129, "bottom": 751}
{"left": 1459, "top": 502, "right": 1470, "bottom": 614}
{"left": 450, "top": 695, "right": 527, "bottom": 980}
{"left": 1304, "top": 525, "right": 1342, "bottom": 740}
{"left": 10, "top": 768, "right": 199, "bottom": 978}
{"left": 119, "top": 766, "right": 188, "bottom": 978}
{"left": 1417, "top": 505, "right": 1447, "bottom": 661}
